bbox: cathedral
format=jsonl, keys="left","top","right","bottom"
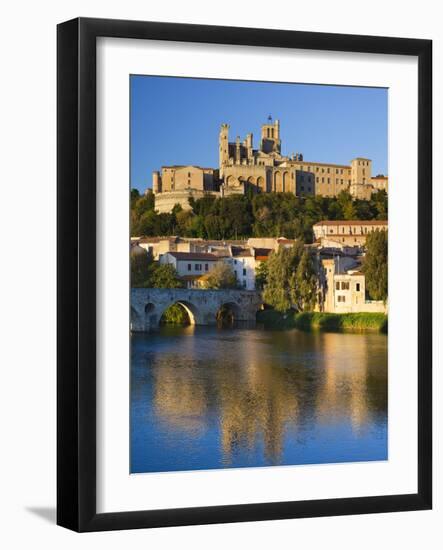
{"left": 151, "top": 118, "right": 388, "bottom": 213}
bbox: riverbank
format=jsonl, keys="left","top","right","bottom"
{"left": 256, "top": 310, "right": 388, "bottom": 333}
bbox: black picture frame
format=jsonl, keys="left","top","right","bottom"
{"left": 57, "top": 17, "right": 432, "bottom": 532}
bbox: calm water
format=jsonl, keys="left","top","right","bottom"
{"left": 131, "top": 325, "right": 387, "bottom": 473}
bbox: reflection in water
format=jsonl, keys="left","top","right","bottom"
{"left": 131, "top": 326, "right": 387, "bottom": 473}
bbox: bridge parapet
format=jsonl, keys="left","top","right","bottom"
{"left": 130, "top": 288, "right": 263, "bottom": 332}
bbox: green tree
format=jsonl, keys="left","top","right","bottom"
{"left": 132, "top": 191, "right": 155, "bottom": 220}
{"left": 291, "top": 249, "right": 318, "bottom": 311}
{"left": 175, "top": 209, "right": 195, "bottom": 236}
{"left": 189, "top": 195, "right": 217, "bottom": 217}
{"left": 263, "top": 243, "right": 302, "bottom": 312}
{"left": 131, "top": 185, "right": 387, "bottom": 239}
{"left": 204, "top": 214, "right": 224, "bottom": 240}
{"left": 130, "top": 246, "right": 153, "bottom": 287}
{"left": 370, "top": 190, "right": 388, "bottom": 220}
{"left": 263, "top": 242, "right": 317, "bottom": 312}
{"left": 362, "top": 230, "right": 388, "bottom": 301}
{"left": 150, "top": 264, "right": 183, "bottom": 288}
{"left": 200, "top": 263, "right": 237, "bottom": 289}
{"left": 160, "top": 303, "right": 190, "bottom": 324}
{"left": 133, "top": 210, "right": 158, "bottom": 236}
{"left": 130, "top": 188, "right": 140, "bottom": 209}
{"left": 255, "top": 261, "right": 269, "bottom": 290}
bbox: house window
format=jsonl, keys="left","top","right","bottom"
{"left": 341, "top": 282, "right": 350, "bottom": 290}
{"left": 187, "top": 264, "right": 191, "bottom": 271}
{"left": 195, "top": 264, "right": 202, "bottom": 271}
{"left": 322, "top": 177, "right": 324, "bottom": 183}
{"left": 341, "top": 179, "right": 343, "bottom": 184}
{"left": 335, "top": 282, "right": 340, "bottom": 290}
{"left": 356, "top": 283, "right": 361, "bottom": 292}
{"left": 243, "top": 268, "right": 246, "bottom": 276}
{"left": 327, "top": 178, "right": 330, "bottom": 184}
{"left": 205, "top": 263, "right": 209, "bottom": 271}
{"left": 338, "top": 295, "right": 346, "bottom": 302}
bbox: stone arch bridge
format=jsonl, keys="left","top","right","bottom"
{"left": 131, "top": 288, "right": 263, "bottom": 332}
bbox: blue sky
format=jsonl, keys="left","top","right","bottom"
{"left": 130, "top": 76, "right": 388, "bottom": 193}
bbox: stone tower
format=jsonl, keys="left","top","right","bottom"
{"left": 260, "top": 118, "right": 281, "bottom": 154}
{"left": 219, "top": 123, "right": 230, "bottom": 174}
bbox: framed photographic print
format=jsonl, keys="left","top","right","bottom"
{"left": 57, "top": 17, "right": 432, "bottom": 531}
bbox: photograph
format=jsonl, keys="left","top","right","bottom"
{"left": 129, "top": 76, "right": 389, "bottom": 474}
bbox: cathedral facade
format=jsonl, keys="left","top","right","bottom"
{"left": 151, "top": 118, "right": 388, "bottom": 213}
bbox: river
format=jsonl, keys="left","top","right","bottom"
{"left": 131, "top": 325, "right": 387, "bottom": 473}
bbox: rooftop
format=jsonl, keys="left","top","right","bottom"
{"left": 253, "top": 248, "right": 272, "bottom": 258}
{"left": 166, "top": 251, "right": 219, "bottom": 261}
{"left": 231, "top": 246, "right": 253, "bottom": 258}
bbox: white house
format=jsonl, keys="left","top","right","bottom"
{"left": 159, "top": 251, "right": 220, "bottom": 288}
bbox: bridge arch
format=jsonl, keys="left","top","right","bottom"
{"left": 158, "top": 300, "right": 202, "bottom": 327}
{"left": 216, "top": 301, "right": 241, "bottom": 326}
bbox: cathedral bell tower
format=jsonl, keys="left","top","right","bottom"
{"left": 260, "top": 116, "right": 281, "bottom": 154}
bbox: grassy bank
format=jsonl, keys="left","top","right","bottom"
{"left": 256, "top": 310, "right": 388, "bottom": 333}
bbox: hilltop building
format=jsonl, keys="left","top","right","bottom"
{"left": 151, "top": 118, "right": 388, "bottom": 213}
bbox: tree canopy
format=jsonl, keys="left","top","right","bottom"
{"left": 130, "top": 246, "right": 183, "bottom": 289}
{"left": 149, "top": 264, "right": 183, "bottom": 289}
{"left": 130, "top": 246, "right": 153, "bottom": 287}
{"left": 362, "top": 230, "right": 388, "bottom": 301}
{"left": 200, "top": 263, "right": 238, "bottom": 289}
{"left": 131, "top": 189, "right": 388, "bottom": 242}
{"left": 263, "top": 242, "right": 318, "bottom": 312}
